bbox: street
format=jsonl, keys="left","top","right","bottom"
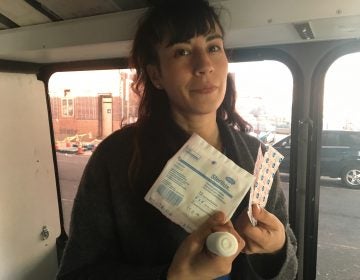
{"left": 57, "top": 152, "right": 360, "bottom": 280}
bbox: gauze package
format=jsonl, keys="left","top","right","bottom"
{"left": 145, "top": 133, "right": 255, "bottom": 233}
{"left": 247, "top": 144, "right": 284, "bottom": 226}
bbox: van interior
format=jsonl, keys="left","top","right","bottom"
{"left": 1, "top": 1, "right": 360, "bottom": 279}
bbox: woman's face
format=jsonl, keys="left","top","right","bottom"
{"left": 148, "top": 24, "right": 228, "bottom": 121}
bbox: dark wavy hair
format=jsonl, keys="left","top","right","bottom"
{"left": 130, "top": 0, "right": 251, "bottom": 131}
{"left": 128, "top": 0, "right": 251, "bottom": 184}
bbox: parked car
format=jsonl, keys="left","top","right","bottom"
{"left": 249, "top": 130, "right": 276, "bottom": 145}
{"left": 258, "top": 131, "right": 276, "bottom": 144}
{"left": 273, "top": 130, "right": 360, "bottom": 188}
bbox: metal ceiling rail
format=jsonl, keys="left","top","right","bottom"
{"left": 24, "top": 0, "right": 63, "bottom": 22}
{"left": 0, "top": 13, "right": 19, "bottom": 28}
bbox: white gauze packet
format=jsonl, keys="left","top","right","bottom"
{"left": 145, "top": 133, "right": 255, "bottom": 233}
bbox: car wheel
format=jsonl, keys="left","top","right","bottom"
{"left": 341, "top": 165, "right": 360, "bottom": 188}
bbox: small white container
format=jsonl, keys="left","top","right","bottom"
{"left": 206, "top": 232, "right": 238, "bottom": 257}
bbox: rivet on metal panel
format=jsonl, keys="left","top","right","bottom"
{"left": 40, "top": 226, "right": 50, "bottom": 240}
{"left": 298, "top": 118, "right": 313, "bottom": 128}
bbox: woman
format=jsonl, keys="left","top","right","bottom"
{"left": 57, "top": 0, "right": 298, "bottom": 279}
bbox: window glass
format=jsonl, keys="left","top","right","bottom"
{"left": 49, "top": 69, "right": 138, "bottom": 233}
{"left": 229, "top": 61, "right": 293, "bottom": 202}
{"left": 229, "top": 61, "right": 293, "bottom": 143}
{"left": 62, "top": 98, "right": 74, "bottom": 117}
{"left": 318, "top": 52, "right": 360, "bottom": 279}
{"left": 49, "top": 62, "right": 293, "bottom": 234}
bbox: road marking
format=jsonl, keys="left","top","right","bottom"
{"left": 318, "top": 242, "right": 360, "bottom": 250}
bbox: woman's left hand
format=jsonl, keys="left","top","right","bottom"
{"left": 234, "top": 204, "right": 286, "bottom": 254}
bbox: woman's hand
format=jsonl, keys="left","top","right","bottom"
{"left": 234, "top": 204, "right": 286, "bottom": 254}
{"left": 167, "top": 212, "right": 245, "bottom": 280}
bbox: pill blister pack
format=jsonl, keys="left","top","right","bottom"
{"left": 248, "top": 144, "right": 284, "bottom": 226}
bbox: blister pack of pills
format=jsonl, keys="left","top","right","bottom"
{"left": 247, "top": 144, "right": 284, "bottom": 226}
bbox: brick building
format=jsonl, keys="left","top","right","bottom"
{"left": 49, "top": 69, "right": 139, "bottom": 143}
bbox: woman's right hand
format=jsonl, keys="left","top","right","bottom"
{"left": 167, "top": 212, "right": 245, "bottom": 280}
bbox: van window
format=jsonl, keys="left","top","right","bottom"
{"left": 318, "top": 52, "right": 360, "bottom": 279}
{"left": 229, "top": 61, "right": 293, "bottom": 201}
{"left": 49, "top": 62, "right": 294, "bottom": 234}
{"left": 49, "top": 69, "right": 138, "bottom": 233}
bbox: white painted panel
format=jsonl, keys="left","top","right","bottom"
{"left": 0, "top": 9, "right": 141, "bottom": 53}
{"left": 0, "top": 73, "right": 60, "bottom": 280}
{"left": 1, "top": 0, "right": 360, "bottom": 62}
{"left": 221, "top": 0, "right": 360, "bottom": 28}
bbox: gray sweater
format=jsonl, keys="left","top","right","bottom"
{"left": 57, "top": 118, "right": 298, "bottom": 279}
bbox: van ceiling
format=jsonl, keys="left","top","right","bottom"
{"left": 0, "top": 0, "right": 148, "bottom": 28}
{"left": 1, "top": 0, "right": 360, "bottom": 64}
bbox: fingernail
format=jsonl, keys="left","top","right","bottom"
{"left": 253, "top": 204, "right": 261, "bottom": 212}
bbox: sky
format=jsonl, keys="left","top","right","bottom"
{"left": 323, "top": 52, "right": 360, "bottom": 130}
{"left": 229, "top": 61, "right": 293, "bottom": 120}
{"left": 48, "top": 69, "right": 128, "bottom": 97}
